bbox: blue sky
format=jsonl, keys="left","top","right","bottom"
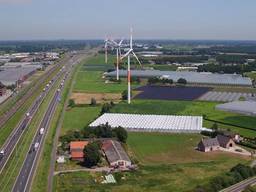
{"left": 0, "top": 0, "right": 256, "bottom": 40}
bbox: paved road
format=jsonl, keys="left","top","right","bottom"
{"left": 221, "top": 176, "right": 256, "bottom": 192}
{"left": 0, "top": 55, "right": 72, "bottom": 174}
{"left": 12, "top": 53, "right": 85, "bottom": 192}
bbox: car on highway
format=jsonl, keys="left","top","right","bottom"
{"left": 26, "top": 112, "right": 30, "bottom": 117}
{"left": 39, "top": 128, "right": 45, "bottom": 135}
{"left": 0, "top": 150, "right": 4, "bottom": 156}
{"left": 34, "top": 142, "right": 40, "bottom": 151}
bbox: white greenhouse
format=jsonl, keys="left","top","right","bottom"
{"left": 89, "top": 113, "right": 210, "bottom": 133}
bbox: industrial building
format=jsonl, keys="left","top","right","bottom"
{"left": 89, "top": 113, "right": 210, "bottom": 133}
{"left": 106, "top": 70, "right": 252, "bottom": 86}
{"left": 0, "top": 66, "right": 38, "bottom": 86}
{"left": 216, "top": 101, "right": 256, "bottom": 116}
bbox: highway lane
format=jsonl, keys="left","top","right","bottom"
{"left": 12, "top": 60, "right": 75, "bottom": 192}
{"left": 0, "top": 56, "right": 72, "bottom": 173}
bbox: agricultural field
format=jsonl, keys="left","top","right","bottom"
{"left": 135, "top": 86, "right": 211, "bottom": 101}
{"left": 110, "top": 99, "right": 256, "bottom": 137}
{"left": 62, "top": 106, "right": 101, "bottom": 135}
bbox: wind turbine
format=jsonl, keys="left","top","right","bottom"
{"left": 104, "top": 38, "right": 111, "bottom": 64}
{"left": 121, "top": 28, "right": 142, "bottom": 104}
{"left": 110, "top": 39, "right": 124, "bottom": 80}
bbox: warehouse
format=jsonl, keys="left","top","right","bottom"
{"left": 216, "top": 101, "right": 256, "bottom": 116}
{"left": 89, "top": 113, "right": 210, "bottom": 133}
{"left": 0, "top": 66, "right": 38, "bottom": 86}
{"left": 106, "top": 70, "right": 252, "bottom": 86}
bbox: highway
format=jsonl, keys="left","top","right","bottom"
{"left": 220, "top": 176, "right": 256, "bottom": 192}
{"left": 0, "top": 54, "right": 71, "bottom": 129}
{"left": 11, "top": 52, "right": 85, "bottom": 192}
{"left": 0, "top": 54, "right": 74, "bottom": 174}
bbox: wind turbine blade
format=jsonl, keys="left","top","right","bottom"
{"left": 121, "top": 49, "right": 132, "bottom": 60}
{"left": 132, "top": 51, "right": 142, "bottom": 68}
{"left": 119, "top": 39, "right": 124, "bottom": 46}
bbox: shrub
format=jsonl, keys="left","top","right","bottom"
{"left": 112, "top": 126, "right": 128, "bottom": 143}
{"left": 90, "top": 98, "right": 97, "bottom": 106}
{"left": 177, "top": 78, "right": 187, "bottom": 85}
{"left": 68, "top": 99, "right": 75, "bottom": 108}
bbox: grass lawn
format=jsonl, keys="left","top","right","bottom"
{"left": 62, "top": 106, "right": 101, "bottom": 135}
{"left": 110, "top": 99, "right": 256, "bottom": 136}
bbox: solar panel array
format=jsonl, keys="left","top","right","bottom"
{"left": 198, "top": 91, "right": 252, "bottom": 102}
{"left": 89, "top": 113, "right": 208, "bottom": 133}
{"left": 216, "top": 101, "right": 256, "bottom": 116}
{"left": 106, "top": 70, "right": 252, "bottom": 86}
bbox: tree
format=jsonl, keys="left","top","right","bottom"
{"left": 101, "top": 103, "right": 112, "bottom": 114}
{"left": 211, "top": 122, "right": 218, "bottom": 130}
{"left": 90, "top": 98, "right": 97, "bottom": 106}
{"left": 122, "top": 90, "right": 128, "bottom": 100}
{"left": 113, "top": 126, "right": 128, "bottom": 143}
{"left": 83, "top": 142, "right": 101, "bottom": 167}
{"left": 68, "top": 99, "right": 75, "bottom": 108}
{"left": 177, "top": 78, "right": 187, "bottom": 85}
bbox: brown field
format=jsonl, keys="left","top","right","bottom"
{"left": 70, "top": 92, "right": 121, "bottom": 104}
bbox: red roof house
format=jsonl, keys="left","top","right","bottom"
{"left": 70, "top": 141, "right": 89, "bottom": 161}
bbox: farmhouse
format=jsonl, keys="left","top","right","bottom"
{"left": 198, "top": 135, "right": 236, "bottom": 152}
{"left": 89, "top": 113, "right": 210, "bottom": 133}
{"left": 102, "top": 140, "right": 131, "bottom": 168}
{"left": 70, "top": 141, "right": 89, "bottom": 161}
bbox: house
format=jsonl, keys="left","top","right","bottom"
{"left": 102, "top": 140, "right": 131, "bottom": 168}
{"left": 198, "top": 137, "right": 220, "bottom": 152}
{"left": 70, "top": 141, "right": 89, "bottom": 161}
{"left": 217, "top": 135, "right": 235, "bottom": 149}
{"left": 198, "top": 135, "right": 236, "bottom": 152}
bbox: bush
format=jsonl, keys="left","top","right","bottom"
{"left": 68, "top": 99, "right": 75, "bottom": 108}
{"left": 101, "top": 103, "right": 112, "bottom": 114}
{"left": 177, "top": 78, "right": 187, "bottom": 85}
{"left": 90, "top": 98, "right": 97, "bottom": 106}
{"left": 122, "top": 90, "right": 128, "bottom": 100}
{"left": 113, "top": 126, "right": 128, "bottom": 143}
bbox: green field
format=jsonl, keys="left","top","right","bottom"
{"left": 62, "top": 106, "right": 101, "bottom": 135}
{"left": 73, "top": 71, "right": 140, "bottom": 93}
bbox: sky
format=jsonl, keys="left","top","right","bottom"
{"left": 0, "top": 0, "right": 256, "bottom": 40}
